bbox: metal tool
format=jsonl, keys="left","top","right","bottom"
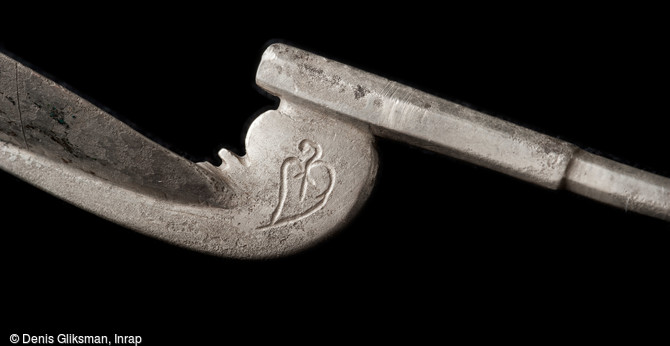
{"left": 1, "top": 43, "right": 668, "bottom": 258}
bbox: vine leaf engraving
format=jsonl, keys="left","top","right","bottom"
{"left": 258, "top": 139, "right": 336, "bottom": 230}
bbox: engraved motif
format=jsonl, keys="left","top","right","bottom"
{"left": 259, "top": 139, "right": 335, "bottom": 229}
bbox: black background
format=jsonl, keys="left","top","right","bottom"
{"left": 2, "top": 6, "right": 669, "bottom": 343}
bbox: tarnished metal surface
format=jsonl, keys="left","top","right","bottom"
{"left": 0, "top": 48, "right": 378, "bottom": 258}
{"left": 258, "top": 44, "right": 578, "bottom": 190}
{"left": 258, "top": 44, "right": 669, "bottom": 221}
{"left": 564, "top": 151, "right": 669, "bottom": 218}
{"left": 0, "top": 43, "right": 668, "bottom": 259}
{"left": 0, "top": 52, "right": 231, "bottom": 208}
